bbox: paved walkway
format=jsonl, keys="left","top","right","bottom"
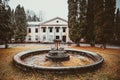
{"left": 0, "top": 43, "right": 120, "bottom": 49}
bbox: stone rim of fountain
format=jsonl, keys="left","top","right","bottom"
{"left": 13, "top": 48, "right": 104, "bottom": 73}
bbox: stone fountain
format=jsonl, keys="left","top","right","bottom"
{"left": 13, "top": 39, "right": 104, "bottom": 73}
{"left": 46, "top": 39, "right": 70, "bottom": 62}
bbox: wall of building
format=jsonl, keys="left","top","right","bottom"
{"left": 25, "top": 17, "right": 70, "bottom": 43}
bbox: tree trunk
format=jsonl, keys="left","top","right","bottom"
{"left": 76, "top": 41, "right": 80, "bottom": 46}
{"left": 100, "top": 43, "right": 106, "bottom": 49}
{"left": 90, "top": 40, "right": 95, "bottom": 47}
{"left": 90, "top": 43, "right": 95, "bottom": 47}
{"left": 5, "top": 41, "right": 8, "bottom": 48}
{"left": 102, "top": 43, "right": 106, "bottom": 49}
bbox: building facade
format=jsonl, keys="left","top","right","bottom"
{"left": 25, "top": 17, "right": 70, "bottom": 43}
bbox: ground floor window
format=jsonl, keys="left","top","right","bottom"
{"left": 28, "top": 35, "right": 31, "bottom": 41}
{"left": 56, "top": 36, "right": 59, "bottom": 39}
{"left": 35, "top": 35, "right": 38, "bottom": 41}
{"left": 62, "top": 36, "right": 66, "bottom": 42}
{"left": 43, "top": 36, "right": 46, "bottom": 41}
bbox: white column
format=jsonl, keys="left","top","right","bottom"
{"left": 46, "top": 27, "right": 48, "bottom": 42}
{"left": 39, "top": 26, "right": 41, "bottom": 42}
{"left": 53, "top": 26, "right": 55, "bottom": 40}
{"left": 40, "top": 26, "right": 43, "bottom": 42}
{"left": 48, "top": 27, "right": 50, "bottom": 41}
{"left": 60, "top": 27, "right": 62, "bottom": 40}
{"left": 66, "top": 27, "right": 69, "bottom": 42}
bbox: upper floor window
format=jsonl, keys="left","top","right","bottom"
{"left": 63, "top": 28, "right": 66, "bottom": 32}
{"left": 49, "top": 28, "right": 52, "bottom": 32}
{"left": 28, "top": 28, "right": 31, "bottom": 33}
{"left": 56, "top": 27, "right": 59, "bottom": 32}
{"left": 35, "top": 28, "right": 38, "bottom": 33}
{"left": 43, "top": 28, "right": 46, "bottom": 32}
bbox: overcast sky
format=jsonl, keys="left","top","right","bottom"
{"left": 9, "top": 0, "right": 120, "bottom": 21}
{"left": 9, "top": 0, "right": 68, "bottom": 21}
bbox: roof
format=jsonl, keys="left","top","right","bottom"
{"left": 27, "top": 17, "right": 67, "bottom": 26}
{"left": 40, "top": 17, "right": 68, "bottom": 25}
{"left": 27, "top": 21, "right": 41, "bottom": 26}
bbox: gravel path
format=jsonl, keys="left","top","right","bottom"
{"left": 0, "top": 43, "right": 120, "bottom": 49}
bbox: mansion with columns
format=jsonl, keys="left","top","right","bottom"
{"left": 25, "top": 17, "right": 70, "bottom": 43}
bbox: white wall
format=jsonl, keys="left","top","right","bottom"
{"left": 25, "top": 17, "right": 70, "bottom": 43}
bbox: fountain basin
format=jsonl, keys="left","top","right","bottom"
{"left": 13, "top": 48, "right": 104, "bottom": 73}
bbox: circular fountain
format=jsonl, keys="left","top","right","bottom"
{"left": 13, "top": 39, "right": 104, "bottom": 73}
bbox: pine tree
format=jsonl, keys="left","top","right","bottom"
{"left": 14, "top": 5, "right": 27, "bottom": 42}
{"left": 86, "top": 0, "right": 95, "bottom": 46}
{"left": 68, "top": 0, "right": 78, "bottom": 45}
{"left": 94, "top": 0, "right": 105, "bottom": 47}
{"left": 79, "top": 0, "right": 87, "bottom": 38}
{"left": 0, "top": 1, "right": 13, "bottom": 48}
{"left": 26, "top": 10, "right": 40, "bottom": 21}
{"left": 115, "top": 8, "right": 120, "bottom": 44}
{"left": 68, "top": 0, "right": 87, "bottom": 46}
{"left": 4, "top": 6, "right": 14, "bottom": 48}
{"left": 93, "top": 0, "right": 116, "bottom": 48}
{"left": 32, "top": 14, "right": 39, "bottom": 21}
{"left": 103, "top": 0, "right": 116, "bottom": 47}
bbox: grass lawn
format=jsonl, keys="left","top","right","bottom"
{"left": 0, "top": 45, "right": 120, "bottom": 80}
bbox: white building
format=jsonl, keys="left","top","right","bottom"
{"left": 25, "top": 17, "right": 70, "bottom": 43}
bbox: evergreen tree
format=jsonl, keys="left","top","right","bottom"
{"left": 103, "top": 0, "right": 116, "bottom": 48}
{"left": 68, "top": 0, "right": 87, "bottom": 46}
{"left": 115, "top": 8, "right": 120, "bottom": 44}
{"left": 14, "top": 5, "right": 27, "bottom": 42}
{"left": 93, "top": 0, "right": 105, "bottom": 47}
{"left": 32, "top": 14, "right": 40, "bottom": 21}
{"left": 27, "top": 15, "right": 32, "bottom": 21}
{"left": 26, "top": 10, "right": 40, "bottom": 22}
{"left": 79, "top": 0, "right": 87, "bottom": 38}
{"left": 68, "top": 0, "right": 78, "bottom": 45}
{"left": 0, "top": 1, "right": 13, "bottom": 48}
{"left": 86, "top": 0, "right": 95, "bottom": 46}
{"left": 94, "top": 0, "right": 116, "bottom": 48}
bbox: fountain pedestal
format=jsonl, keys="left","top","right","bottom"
{"left": 46, "top": 50, "right": 70, "bottom": 62}
{"left": 46, "top": 39, "right": 70, "bottom": 62}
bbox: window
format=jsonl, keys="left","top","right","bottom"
{"left": 43, "top": 28, "right": 46, "bottom": 32}
{"left": 56, "top": 27, "right": 59, "bottom": 32}
{"left": 63, "top": 28, "right": 66, "bottom": 32}
{"left": 56, "top": 20, "right": 59, "bottom": 23}
{"left": 49, "top": 28, "right": 52, "bottom": 32}
{"left": 56, "top": 36, "right": 59, "bottom": 39}
{"left": 28, "top": 28, "right": 31, "bottom": 33}
{"left": 35, "top": 28, "right": 38, "bottom": 33}
{"left": 43, "top": 36, "right": 46, "bottom": 40}
{"left": 62, "top": 36, "right": 66, "bottom": 42}
{"left": 28, "top": 35, "right": 31, "bottom": 41}
{"left": 35, "top": 35, "right": 38, "bottom": 41}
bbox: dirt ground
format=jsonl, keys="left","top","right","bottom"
{"left": 0, "top": 45, "right": 120, "bottom": 80}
